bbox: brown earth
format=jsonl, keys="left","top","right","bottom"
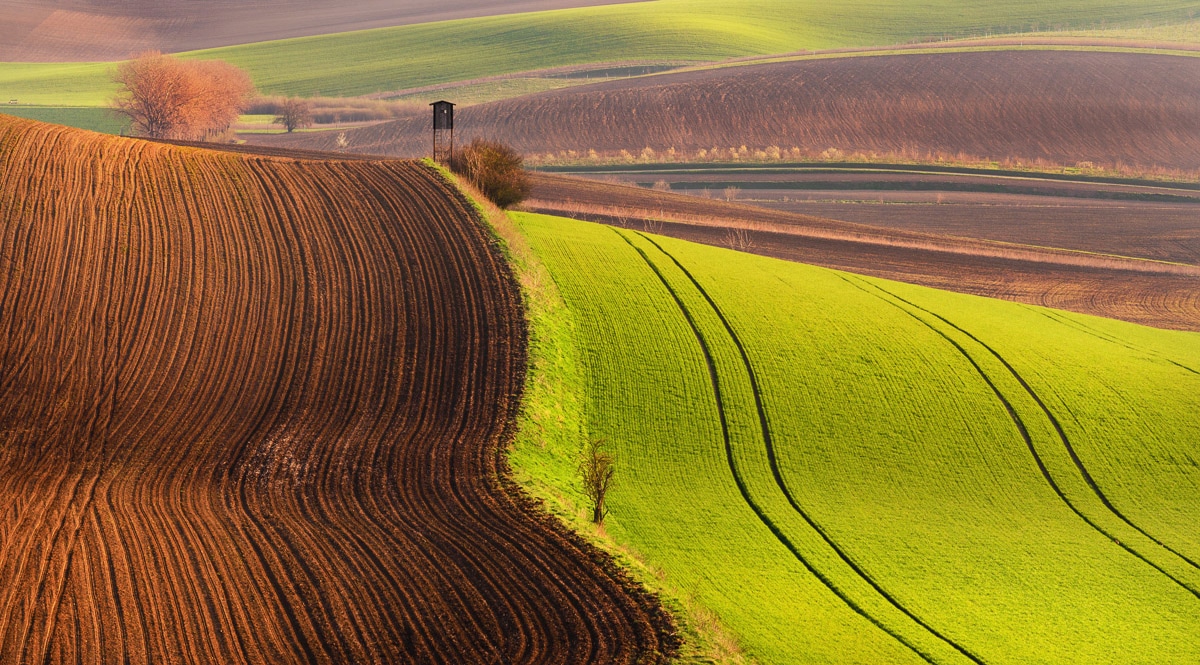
{"left": 256, "top": 50, "right": 1200, "bottom": 174}
{"left": 525, "top": 173, "right": 1200, "bottom": 331}
{"left": 555, "top": 166, "right": 1200, "bottom": 264}
{"left": 0, "top": 0, "right": 644, "bottom": 62}
{"left": 754, "top": 198, "right": 1200, "bottom": 266}
{"left": 0, "top": 116, "right": 675, "bottom": 664}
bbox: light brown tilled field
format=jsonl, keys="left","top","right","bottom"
{"left": 0, "top": 117, "right": 674, "bottom": 664}
{"left": 260, "top": 51, "right": 1200, "bottom": 174}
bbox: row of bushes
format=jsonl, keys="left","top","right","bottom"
{"left": 245, "top": 96, "right": 424, "bottom": 124}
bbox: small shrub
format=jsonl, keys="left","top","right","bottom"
{"left": 449, "top": 138, "right": 531, "bottom": 209}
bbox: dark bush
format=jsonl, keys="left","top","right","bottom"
{"left": 449, "top": 139, "right": 531, "bottom": 209}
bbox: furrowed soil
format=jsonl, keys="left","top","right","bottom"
{"left": 0, "top": 116, "right": 673, "bottom": 664}
{"left": 524, "top": 173, "right": 1200, "bottom": 332}
{"left": 550, "top": 166, "right": 1200, "bottom": 264}
{"left": 257, "top": 50, "right": 1200, "bottom": 174}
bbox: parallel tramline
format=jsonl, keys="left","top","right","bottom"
{"left": 515, "top": 212, "right": 1200, "bottom": 664}
{"left": 620, "top": 229, "right": 981, "bottom": 664}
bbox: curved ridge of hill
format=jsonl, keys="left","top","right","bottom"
{"left": 259, "top": 50, "right": 1200, "bottom": 173}
{"left": 0, "top": 116, "right": 674, "bottom": 664}
{"left": 0, "top": 0, "right": 641, "bottom": 62}
{"left": 524, "top": 173, "right": 1200, "bottom": 332}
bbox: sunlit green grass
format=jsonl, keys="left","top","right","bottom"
{"left": 3, "top": 0, "right": 1196, "bottom": 107}
{"left": 0, "top": 106, "right": 127, "bottom": 134}
{"left": 511, "top": 211, "right": 1200, "bottom": 663}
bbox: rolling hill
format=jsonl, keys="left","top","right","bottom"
{"left": 523, "top": 172, "right": 1200, "bottom": 331}
{"left": 0, "top": 116, "right": 675, "bottom": 663}
{"left": 4, "top": 0, "right": 1198, "bottom": 107}
{"left": 0, "top": 0, "right": 642, "bottom": 62}
{"left": 260, "top": 50, "right": 1200, "bottom": 174}
{"left": 511, "top": 210, "right": 1200, "bottom": 664}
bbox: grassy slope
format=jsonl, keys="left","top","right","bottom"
{"left": 511, "top": 211, "right": 1200, "bottom": 663}
{"left": 0, "top": 107, "right": 127, "bottom": 133}
{"left": 3, "top": 0, "right": 1197, "bottom": 106}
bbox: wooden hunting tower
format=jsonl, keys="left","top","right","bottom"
{"left": 431, "top": 101, "right": 454, "bottom": 163}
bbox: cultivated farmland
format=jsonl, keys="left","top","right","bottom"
{"left": 261, "top": 50, "right": 1200, "bottom": 174}
{"left": 0, "top": 0, "right": 641, "bottom": 61}
{"left": 524, "top": 173, "right": 1200, "bottom": 331}
{"left": 513, "top": 211, "right": 1200, "bottom": 664}
{"left": 7, "top": 0, "right": 1199, "bottom": 109}
{"left": 0, "top": 116, "right": 674, "bottom": 664}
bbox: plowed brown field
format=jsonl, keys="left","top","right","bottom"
{"left": 260, "top": 51, "right": 1200, "bottom": 174}
{"left": 526, "top": 173, "right": 1200, "bottom": 331}
{"left": 0, "top": 116, "right": 673, "bottom": 664}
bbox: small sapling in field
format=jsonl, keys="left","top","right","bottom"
{"left": 579, "top": 437, "right": 616, "bottom": 525}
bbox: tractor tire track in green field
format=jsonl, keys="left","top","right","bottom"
{"left": 919, "top": 295, "right": 1200, "bottom": 576}
{"left": 1026, "top": 306, "right": 1200, "bottom": 378}
{"left": 615, "top": 227, "right": 984, "bottom": 665}
{"left": 842, "top": 275, "right": 1200, "bottom": 599}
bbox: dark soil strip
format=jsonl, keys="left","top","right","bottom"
{"left": 539, "top": 162, "right": 1200, "bottom": 192}
{"left": 652, "top": 180, "right": 1200, "bottom": 204}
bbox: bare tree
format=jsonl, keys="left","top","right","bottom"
{"left": 723, "top": 186, "right": 741, "bottom": 202}
{"left": 112, "top": 52, "right": 254, "bottom": 140}
{"left": 723, "top": 228, "right": 756, "bottom": 252}
{"left": 579, "top": 437, "right": 616, "bottom": 525}
{"left": 274, "top": 98, "right": 313, "bottom": 133}
{"left": 642, "top": 217, "right": 664, "bottom": 235}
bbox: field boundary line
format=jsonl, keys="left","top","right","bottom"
{"left": 840, "top": 274, "right": 1200, "bottom": 598}
{"left": 1024, "top": 306, "right": 1200, "bottom": 377}
{"left": 536, "top": 163, "right": 1200, "bottom": 193}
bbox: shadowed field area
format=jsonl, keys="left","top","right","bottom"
{"left": 0, "top": 117, "right": 674, "bottom": 664}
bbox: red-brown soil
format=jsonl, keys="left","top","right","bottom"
{"left": 0, "top": 0, "right": 643, "bottom": 62}
{"left": 0, "top": 116, "right": 674, "bottom": 663}
{"left": 259, "top": 50, "right": 1200, "bottom": 174}
{"left": 525, "top": 173, "right": 1200, "bottom": 331}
